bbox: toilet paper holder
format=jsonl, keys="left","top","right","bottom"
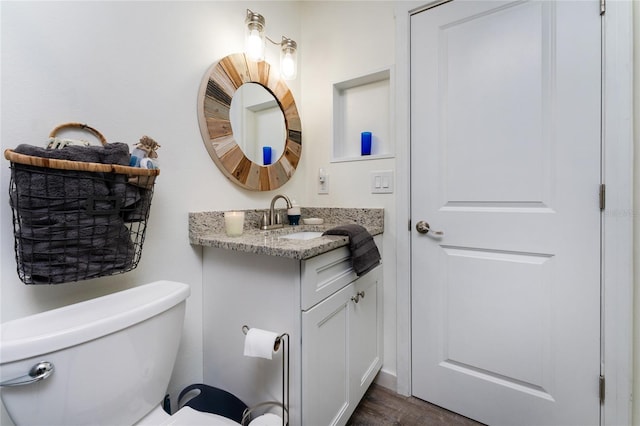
{"left": 241, "top": 325, "right": 289, "bottom": 426}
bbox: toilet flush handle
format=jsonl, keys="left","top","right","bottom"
{"left": 0, "top": 361, "right": 54, "bottom": 387}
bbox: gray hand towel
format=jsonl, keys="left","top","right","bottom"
{"left": 323, "top": 224, "right": 381, "bottom": 276}
{"left": 14, "top": 142, "right": 130, "bottom": 165}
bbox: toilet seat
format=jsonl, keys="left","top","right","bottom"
{"left": 136, "top": 405, "right": 241, "bottom": 425}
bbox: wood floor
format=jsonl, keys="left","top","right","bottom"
{"left": 347, "top": 384, "right": 484, "bottom": 426}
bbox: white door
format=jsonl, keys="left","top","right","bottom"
{"left": 410, "top": 1, "right": 602, "bottom": 425}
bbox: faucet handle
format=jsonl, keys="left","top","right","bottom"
{"left": 275, "top": 212, "right": 282, "bottom": 225}
{"left": 260, "top": 211, "right": 268, "bottom": 228}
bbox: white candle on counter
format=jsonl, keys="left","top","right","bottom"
{"left": 224, "top": 211, "right": 245, "bottom": 237}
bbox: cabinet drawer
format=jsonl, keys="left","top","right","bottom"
{"left": 301, "top": 246, "right": 357, "bottom": 311}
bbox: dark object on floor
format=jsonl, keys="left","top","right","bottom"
{"left": 178, "top": 384, "right": 248, "bottom": 423}
{"left": 347, "top": 384, "right": 484, "bottom": 426}
{"left": 323, "top": 224, "right": 381, "bottom": 276}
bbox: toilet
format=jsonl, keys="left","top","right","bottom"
{"left": 0, "top": 280, "right": 240, "bottom": 426}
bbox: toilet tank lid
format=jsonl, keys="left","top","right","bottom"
{"left": 0, "top": 280, "right": 190, "bottom": 364}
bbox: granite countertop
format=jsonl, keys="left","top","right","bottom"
{"left": 189, "top": 207, "right": 383, "bottom": 260}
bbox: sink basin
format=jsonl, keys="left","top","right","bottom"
{"left": 280, "top": 231, "right": 324, "bottom": 241}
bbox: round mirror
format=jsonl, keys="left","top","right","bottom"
{"left": 197, "top": 53, "right": 302, "bottom": 191}
{"left": 229, "top": 83, "right": 286, "bottom": 165}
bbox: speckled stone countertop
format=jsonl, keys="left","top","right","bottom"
{"left": 189, "top": 208, "right": 383, "bottom": 260}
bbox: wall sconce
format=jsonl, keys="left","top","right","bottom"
{"left": 245, "top": 9, "right": 298, "bottom": 80}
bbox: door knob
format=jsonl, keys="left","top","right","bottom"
{"left": 415, "top": 221, "right": 444, "bottom": 236}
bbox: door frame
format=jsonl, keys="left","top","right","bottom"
{"left": 394, "top": 1, "right": 634, "bottom": 425}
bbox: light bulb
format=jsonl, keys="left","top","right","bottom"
{"left": 281, "top": 51, "right": 296, "bottom": 80}
{"left": 280, "top": 37, "right": 297, "bottom": 80}
{"left": 246, "top": 29, "right": 264, "bottom": 61}
{"left": 244, "top": 10, "right": 265, "bottom": 61}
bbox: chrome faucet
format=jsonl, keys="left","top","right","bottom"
{"left": 261, "top": 194, "right": 293, "bottom": 230}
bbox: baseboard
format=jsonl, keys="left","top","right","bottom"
{"left": 374, "top": 368, "right": 398, "bottom": 392}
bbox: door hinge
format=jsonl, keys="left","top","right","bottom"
{"left": 600, "top": 0, "right": 605, "bottom": 15}
{"left": 599, "top": 375, "right": 605, "bottom": 404}
{"left": 599, "top": 184, "right": 606, "bottom": 210}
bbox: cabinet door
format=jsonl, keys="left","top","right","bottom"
{"left": 302, "top": 284, "right": 352, "bottom": 426}
{"left": 349, "top": 265, "right": 383, "bottom": 401}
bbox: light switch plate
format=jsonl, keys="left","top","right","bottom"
{"left": 318, "top": 168, "right": 329, "bottom": 194}
{"left": 371, "top": 170, "right": 393, "bottom": 194}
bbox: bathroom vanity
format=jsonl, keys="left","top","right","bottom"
{"left": 190, "top": 208, "right": 383, "bottom": 425}
{"left": 300, "top": 247, "right": 382, "bottom": 425}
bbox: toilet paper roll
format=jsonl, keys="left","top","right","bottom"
{"left": 243, "top": 328, "right": 279, "bottom": 360}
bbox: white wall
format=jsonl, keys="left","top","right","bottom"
{"left": 299, "top": 1, "right": 398, "bottom": 386}
{"left": 0, "top": 1, "right": 303, "bottom": 423}
{"left": 633, "top": 3, "right": 640, "bottom": 424}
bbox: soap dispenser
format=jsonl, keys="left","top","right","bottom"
{"left": 287, "top": 199, "right": 301, "bottom": 225}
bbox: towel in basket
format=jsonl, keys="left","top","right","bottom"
{"left": 4, "top": 123, "right": 160, "bottom": 284}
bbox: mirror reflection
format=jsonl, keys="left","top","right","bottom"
{"left": 197, "top": 52, "right": 302, "bottom": 191}
{"left": 229, "top": 83, "right": 286, "bottom": 165}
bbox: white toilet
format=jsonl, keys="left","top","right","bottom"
{"left": 0, "top": 280, "right": 240, "bottom": 426}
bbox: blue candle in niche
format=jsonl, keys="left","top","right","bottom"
{"left": 361, "top": 132, "right": 372, "bottom": 156}
{"left": 263, "top": 146, "right": 272, "bottom": 165}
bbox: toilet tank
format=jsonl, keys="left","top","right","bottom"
{"left": 0, "top": 280, "right": 190, "bottom": 426}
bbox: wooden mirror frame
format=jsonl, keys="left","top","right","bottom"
{"left": 197, "top": 53, "right": 302, "bottom": 191}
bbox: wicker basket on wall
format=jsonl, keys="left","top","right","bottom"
{"left": 4, "top": 123, "right": 160, "bottom": 284}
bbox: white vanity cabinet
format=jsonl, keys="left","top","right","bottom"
{"left": 202, "top": 238, "right": 382, "bottom": 426}
{"left": 301, "top": 260, "right": 382, "bottom": 425}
